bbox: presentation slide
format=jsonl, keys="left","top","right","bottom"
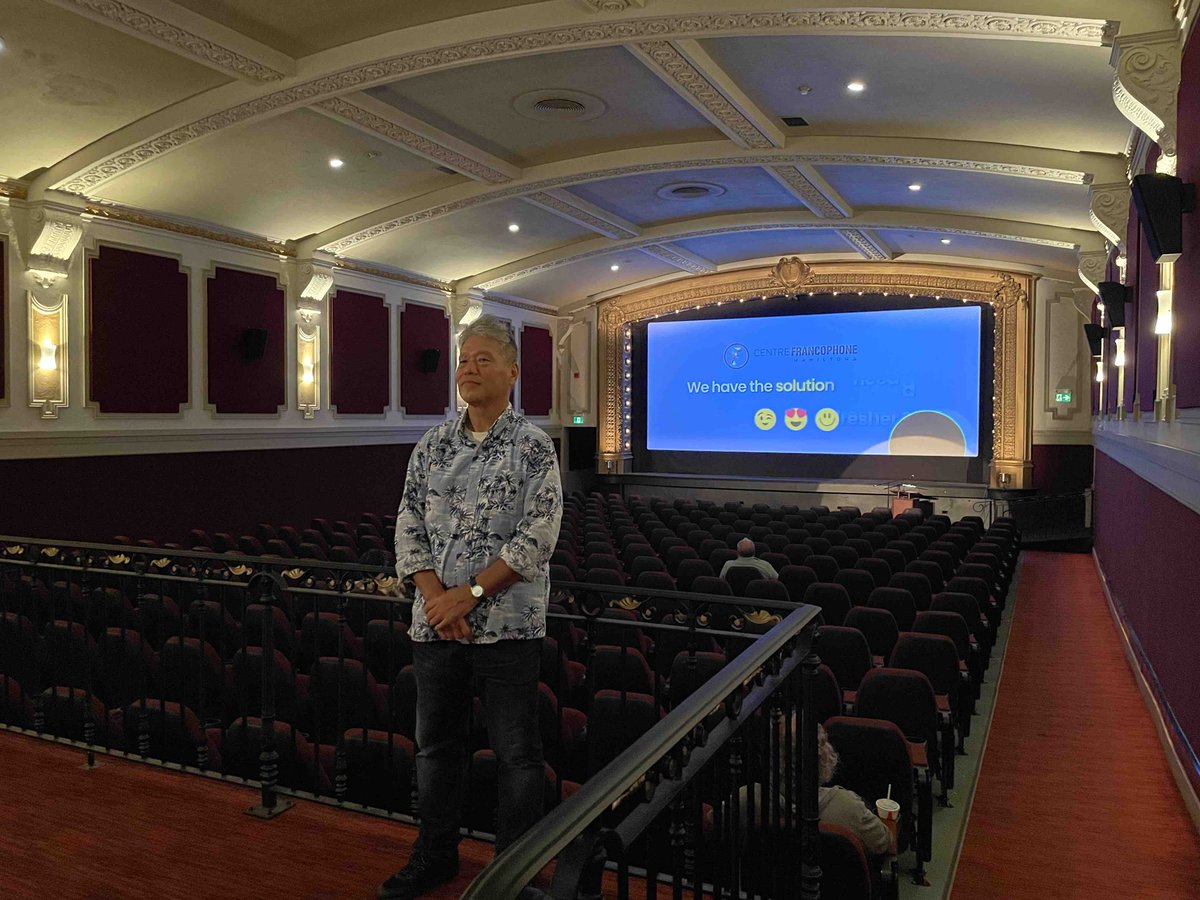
{"left": 645, "top": 307, "right": 982, "bottom": 457}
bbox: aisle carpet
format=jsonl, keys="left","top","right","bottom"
{"left": 950, "top": 552, "right": 1200, "bottom": 899}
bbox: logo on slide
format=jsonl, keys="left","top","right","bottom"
{"left": 724, "top": 343, "right": 749, "bottom": 369}
{"left": 784, "top": 408, "right": 807, "bottom": 430}
{"left": 754, "top": 408, "right": 777, "bottom": 430}
{"left": 815, "top": 408, "right": 840, "bottom": 431}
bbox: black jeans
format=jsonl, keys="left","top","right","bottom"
{"left": 411, "top": 638, "right": 544, "bottom": 859}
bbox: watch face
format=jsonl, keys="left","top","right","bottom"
{"left": 471, "top": 583, "right": 484, "bottom": 597}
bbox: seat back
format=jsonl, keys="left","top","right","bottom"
{"left": 803, "top": 582, "right": 851, "bottom": 626}
{"left": 889, "top": 571, "right": 933, "bottom": 611}
{"left": 824, "top": 715, "right": 914, "bottom": 854}
{"left": 855, "top": 668, "right": 939, "bottom": 749}
{"left": 832, "top": 569, "right": 875, "bottom": 606}
{"left": 866, "top": 586, "right": 917, "bottom": 630}
{"left": 843, "top": 606, "right": 899, "bottom": 662}
{"left": 890, "top": 632, "right": 961, "bottom": 698}
{"left": 816, "top": 625, "right": 871, "bottom": 692}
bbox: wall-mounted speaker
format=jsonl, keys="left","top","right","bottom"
{"left": 1097, "top": 282, "right": 1133, "bottom": 329}
{"left": 1131, "top": 173, "right": 1196, "bottom": 263}
{"left": 417, "top": 348, "right": 441, "bottom": 373}
{"left": 241, "top": 327, "right": 268, "bottom": 361}
{"left": 1083, "top": 323, "right": 1107, "bottom": 357}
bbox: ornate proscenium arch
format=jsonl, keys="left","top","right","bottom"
{"left": 597, "top": 259, "right": 1034, "bottom": 489}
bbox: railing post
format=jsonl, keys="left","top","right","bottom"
{"left": 247, "top": 571, "right": 293, "bottom": 819}
{"left": 800, "top": 630, "right": 822, "bottom": 900}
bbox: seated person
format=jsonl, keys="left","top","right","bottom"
{"left": 818, "top": 724, "right": 893, "bottom": 857}
{"left": 720, "top": 538, "right": 779, "bottom": 580}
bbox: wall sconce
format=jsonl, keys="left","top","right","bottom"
{"left": 1114, "top": 337, "right": 1126, "bottom": 368}
{"left": 38, "top": 339, "right": 58, "bottom": 371}
{"left": 28, "top": 292, "right": 68, "bottom": 418}
{"left": 1095, "top": 360, "right": 1105, "bottom": 383}
{"left": 1155, "top": 288, "right": 1173, "bottom": 334}
{"left": 297, "top": 325, "right": 320, "bottom": 419}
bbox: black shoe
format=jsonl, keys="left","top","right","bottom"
{"left": 376, "top": 852, "right": 460, "bottom": 900}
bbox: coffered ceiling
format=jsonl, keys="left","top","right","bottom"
{"left": 0, "top": 0, "right": 1185, "bottom": 310}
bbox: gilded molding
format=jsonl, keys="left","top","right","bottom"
{"left": 315, "top": 97, "right": 515, "bottom": 184}
{"left": 323, "top": 153, "right": 1090, "bottom": 253}
{"left": 332, "top": 258, "right": 451, "bottom": 293}
{"left": 1111, "top": 31, "right": 1181, "bottom": 171}
{"left": 52, "top": 0, "right": 288, "bottom": 82}
{"left": 1088, "top": 182, "right": 1132, "bottom": 251}
{"left": 56, "top": 10, "right": 1109, "bottom": 193}
{"left": 630, "top": 41, "right": 776, "bottom": 149}
{"left": 0, "top": 182, "right": 28, "bottom": 200}
{"left": 596, "top": 260, "right": 1032, "bottom": 485}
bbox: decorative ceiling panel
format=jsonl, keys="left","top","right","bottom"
{"left": 673, "top": 228, "right": 856, "bottom": 266}
{"left": 492, "top": 250, "right": 678, "bottom": 307}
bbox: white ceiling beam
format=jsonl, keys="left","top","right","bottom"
{"left": 521, "top": 189, "right": 640, "bottom": 239}
{"left": 42, "top": 0, "right": 296, "bottom": 82}
{"left": 298, "top": 137, "right": 1121, "bottom": 256}
{"left": 625, "top": 39, "right": 785, "bottom": 149}
{"left": 312, "top": 92, "right": 519, "bottom": 184}
{"left": 35, "top": 2, "right": 1140, "bottom": 197}
{"left": 839, "top": 228, "right": 895, "bottom": 261}
{"left": 639, "top": 243, "right": 718, "bottom": 274}
{"left": 763, "top": 164, "right": 853, "bottom": 218}
{"left": 460, "top": 209, "right": 1103, "bottom": 291}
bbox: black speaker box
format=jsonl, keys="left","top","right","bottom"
{"left": 417, "top": 348, "right": 441, "bottom": 373}
{"left": 1131, "top": 173, "right": 1196, "bottom": 263}
{"left": 1083, "top": 323, "right": 1107, "bottom": 357}
{"left": 1098, "top": 282, "right": 1133, "bottom": 329}
{"left": 241, "top": 328, "right": 268, "bottom": 361}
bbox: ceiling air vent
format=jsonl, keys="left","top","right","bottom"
{"left": 656, "top": 181, "right": 727, "bottom": 201}
{"left": 513, "top": 89, "right": 607, "bottom": 122}
{"left": 782, "top": 116, "right": 810, "bottom": 127}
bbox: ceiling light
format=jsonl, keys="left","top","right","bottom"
{"left": 508, "top": 223, "right": 520, "bottom": 233}
{"left": 329, "top": 157, "right": 344, "bottom": 169}
{"left": 847, "top": 81, "right": 866, "bottom": 93}
{"left": 941, "top": 238, "right": 952, "bottom": 245}
{"left": 908, "top": 183, "right": 922, "bottom": 192}
{"left": 610, "top": 264, "right": 620, "bottom": 271}
{"left": 797, "top": 84, "right": 812, "bottom": 95}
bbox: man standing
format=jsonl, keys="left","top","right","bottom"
{"left": 720, "top": 537, "right": 779, "bottom": 580}
{"left": 379, "top": 315, "right": 562, "bottom": 900}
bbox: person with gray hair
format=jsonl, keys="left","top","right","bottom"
{"left": 719, "top": 536, "right": 779, "bottom": 580}
{"left": 381, "top": 313, "right": 562, "bottom": 899}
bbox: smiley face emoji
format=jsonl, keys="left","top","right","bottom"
{"left": 784, "top": 408, "right": 807, "bottom": 430}
{"left": 754, "top": 408, "right": 777, "bottom": 430}
{"left": 815, "top": 407, "right": 839, "bottom": 431}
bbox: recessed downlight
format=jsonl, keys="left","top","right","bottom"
{"left": 908, "top": 183, "right": 922, "bottom": 192}
{"left": 941, "top": 238, "right": 952, "bottom": 245}
{"left": 329, "top": 157, "right": 344, "bottom": 169}
{"left": 847, "top": 81, "right": 866, "bottom": 93}
{"left": 508, "top": 223, "right": 520, "bottom": 233}
{"left": 610, "top": 264, "right": 620, "bottom": 271}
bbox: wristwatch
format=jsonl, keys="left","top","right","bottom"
{"left": 467, "top": 575, "right": 485, "bottom": 599}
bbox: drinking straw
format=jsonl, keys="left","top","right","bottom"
{"left": 886, "top": 784, "right": 892, "bottom": 801}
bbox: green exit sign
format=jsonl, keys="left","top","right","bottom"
{"left": 1055, "top": 390, "right": 1073, "bottom": 403}
{"left": 572, "top": 415, "right": 585, "bottom": 424}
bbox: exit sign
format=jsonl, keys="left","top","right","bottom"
{"left": 572, "top": 415, "right": 585, "bottom": 424}
{"left": 1055, "top": 390, "right": 1073, "bottom": 403}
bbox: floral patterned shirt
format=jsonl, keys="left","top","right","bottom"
{"left": 395, "top": 407, "right": 563, "bottom": 643}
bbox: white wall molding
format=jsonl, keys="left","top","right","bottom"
{"left": 1093, "top": 415, "right": 1200, "bottom": 517}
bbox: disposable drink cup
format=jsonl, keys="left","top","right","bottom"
{"left": 876, "top": 797, "right": 900, "bottom": 854}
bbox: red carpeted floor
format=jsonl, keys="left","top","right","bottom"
{"left": 0, "top": 729, "right": 495, "bottom": 899}
{"left": 951, "top": 551, "right": 1200, "bottom": 899}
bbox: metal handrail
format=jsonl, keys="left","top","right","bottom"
{"left": 461, "top": 602, "right": 820, "bottom": 899}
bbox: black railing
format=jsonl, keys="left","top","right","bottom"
{"left": 462, "top": 602, "right": 823, "bottom": 900}
{"left": 0, "top": 537, "right": 810, "bottom": 843}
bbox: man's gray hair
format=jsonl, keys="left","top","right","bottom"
{"left": 736, "top": 538, "right": 755, "bottom": 557}
{"left": 460, "top": 315, "right": 518, "bottom": 364}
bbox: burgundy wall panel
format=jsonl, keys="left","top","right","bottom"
{"left": 0, "top": 443, "right": 414, "bottom": 544}
{"left": 1175, "top": 32, "right": 1200, "bottom": 407}
{"left": 330, "top": 289, "right": 390, "bottom": 415}
{"left": 520, "top": 324, "right": 553, "bottom": 417}
{"left": 207, "top": 267, "right": 285, "bottom": 414}
{"left": 1123, "top": 204, "right": 1140, "bottom": 411}
{"left": 1031, "top": 444, "right": 1094, "bottom": 493}
{"left": 0, "top": 239, "right": 6, "bottom": 401}
{"left": 88, "top": 246, "right": 189, "bottom": 413}
{"left": 399, "top": 302, "right": 449, "bottom": 415}
{"left": 1094, "top": 450, "right": 1200, "bottom": 796}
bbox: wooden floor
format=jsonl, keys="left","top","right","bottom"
{"left": 0, "top": 729, "right": 495, "bottom": 899}
{"left": 951, "top": 552, "right": 1200, "bottom": 899}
